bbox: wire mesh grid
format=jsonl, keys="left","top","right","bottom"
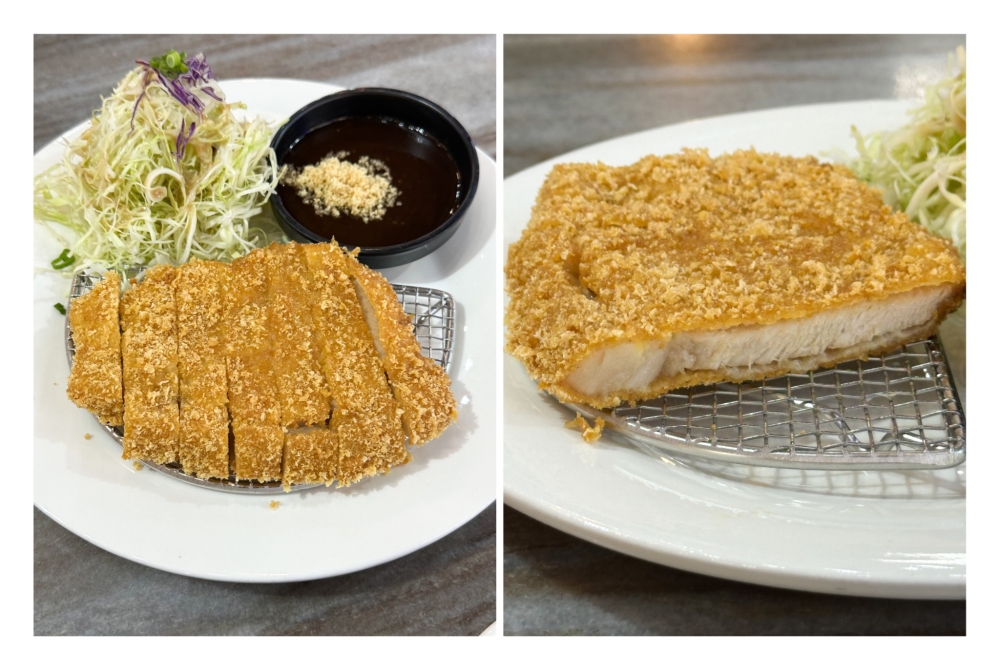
{"left": 66, "top": 270, "right": 455, "bottom": 493}
{"left": 391, "top": 284, "right": 456, "bottom": 372}
{"left": 568, "top": 337, "right": 965, "bottom": 470}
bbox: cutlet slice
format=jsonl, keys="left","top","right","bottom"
{"left": 263, "top": 243, "right": 331, "bottom": 429}
{"left": 301, "top": 242, "right": 406, "bottom": 486}
{"left": 282, "top": 428, "right": 338, "bottom": 490}
{"left": 120, "top": 265, "right": 179, "bottom": 463}
{"left": 175, "top": 260, "right": 230, "bottom": 479}
{"left": 505, "top": 149, "right": 967, "bottom": 407}
{"left": 344, "top": 253, "right": 458, "bottom": 446}
{"left": 262, "top": 241, "right": 336, "bottom": 490}
{"left": 224, "top": 249, "right": 283, "bottom": 482}
{"left": 67, "top": 271, "right": 123, "bottom": 425}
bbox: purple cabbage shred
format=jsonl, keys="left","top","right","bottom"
{"left": 174, "top": 121, "right": 197, "bottom": 159}
{"left": 130, "top": 53, "right": 223, "bottom": 161}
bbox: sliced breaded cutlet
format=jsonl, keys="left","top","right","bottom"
{"left": 224, "top": 249, "right": 283, "bottom": 482}
{"left": 175, "top": 260, "right": 231, "bottom": 479}
{"left": 263, "top": 242, "right": 331, "bottom": 429}
{"left": 67, "top": 271, "right": 123, "bottom": 426}
{"left": 344, "top": 252, "right": 458, "bottom": 446}
{"left": 262, "top": 242, "right": 336, "bottom": 490}
{"left": 505, "top": 149, "right": 966, "bottom": 408}
{"left": 302, "top": 242, "right": 406, "bottom": 486}
{"left": 120, "top": 265, "right": 179, "bottom": 463}
{"left": 282, "top": 427, "right": 338, "bottom": 490}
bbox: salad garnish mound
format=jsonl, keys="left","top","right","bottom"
{"left": 849, "top": 47, "right": 966, "bottom": 262}
{"left": 34, "top": 50, "right": 281, "bottom": 273}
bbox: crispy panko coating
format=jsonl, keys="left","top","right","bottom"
{"left": 302, "top": 242, "right": 406, "bottom": 485}
{"left": 345, "top": 252, "right": 458, "bottom": 446}
{"left": 224, "top": 250, "right": 283, "bottom": 482}
{"left": 263, "top": 243, "right": 331, "bottom": 429}
{"left": 565, "top": 413, "right": 605, "bottom": 442}
{"left": 175, "top": 260, "right": 231, "bottom": 479}
{"left": 505, "top": 149, "right": 966, "bottom": 405}
{"left": 121, "top": 265, "right": 179, "bottom": 463}
{"left": 67, "top": 271, "right": 123, "bottom": 425}
{"left": 282, "top": 428, "right": 338, "bottom": 490}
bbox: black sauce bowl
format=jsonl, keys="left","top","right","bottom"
{"left": 269, "top": 88, "right": 480, "bottom": 268}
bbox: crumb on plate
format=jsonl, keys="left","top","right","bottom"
{"left": 269, "top": 500, "right": 281, "bottom": 510}
{"left": 565, "top": 412, "right": 605, "bottom": 442}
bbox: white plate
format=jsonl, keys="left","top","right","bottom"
{"left": 503, "top": 100, "right": 965, "bottom": 599}
{"left": 34, "top": 78, "right": 496, "bottom": 582}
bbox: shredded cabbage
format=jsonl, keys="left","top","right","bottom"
{"left": 848, "top": 47, "right": 966, "bottom": 262}
{"left": 34, "top": 53, "right": 282, "bottom": 273}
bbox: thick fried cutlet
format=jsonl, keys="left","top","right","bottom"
{"left": 301, "top": 242, "right": 406, "bottom": 486}
{"left": 120, "top": 265, "right": 179, "bottom": 463}
{"left": 67, "top": 271, "right": 123, "bottom": 425}
{"left": 224, "top": 250, "right": 283, "bottom": 482}
{"left": 263, "top": 243, "right": 331, "bottom": 429}
{"left": 67, "top": 240, "right": 454, "bottom": 488}
{"left": 344, "top": 252, "right": 458, "bottom": 446}
{"left": 263, "top": 241, "right": 335, "bottom": 490}
{"left": 505, "top": 149, "right": 967, "bottom": 407}
{"left": 175, "top": 260, "right": 230, "bottom": 479}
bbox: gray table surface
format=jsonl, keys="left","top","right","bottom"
{"left": 34, "top": 34, "right": 496, "bottom": 636}
{"left": 503, "top": 34, "right": 966, "bottom": 636}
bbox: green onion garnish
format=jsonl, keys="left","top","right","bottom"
{"left": 149, "top": 50, "right": 189, "bottom": 79}
{"left": 54, "top": 303, "right": 66, "bottom": 315}
{"left": 51, "top": 249, "right": 76, "bottom": 270}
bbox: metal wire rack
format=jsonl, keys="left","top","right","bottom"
{"left": 568, "top": 337, "right": 965, "bottom": 470}
{"left": 66, "top": 271, "right": 455, "bottom": 494}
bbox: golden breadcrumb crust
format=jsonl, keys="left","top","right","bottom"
{"left": 565, "top": 412, "right": 605, "bottom": 442}
{"left": 345, "top": 253, "right": 458, "bottom": 446}
{"left": 301, "top": 241, "right": 406, "bottom": 486}
{"left": 505, "top": 149, "right": 966, "bottom": 403}
{"left": 225, "top": 250, "right": 283, "bottom": 482}
{"left": 121, "top": 265, "right": 179, "bottom": 463}
{"left": 176, "top": 260, "right": 231, "bottom": 479}
{"left": 264, "top": 243, "right": 332, "bottom": 429}
{"left": 282, "top": 428, "right": 338, "bottom": 490}
{"left": 66, "top": 271, "right": 123, "bottom": 425}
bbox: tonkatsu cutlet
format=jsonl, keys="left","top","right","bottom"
{"left": 224, "top": 250, "right": 283, "bottom": 482}
{"left": 262, "top": 241, "right": 336, "bottom": 489}
{"left": 282, "top": 428, "right": 337, "bottom": 489}
{"left": 175, "top": 260, "right": 230, "bottom": 479}
{"left": 302, "top": 242, "right": 406, "bottom": 486}
{"left": 120, "top": 264, "right": 179, "bottom": 463}
{"left": 65, "top": 240, "right": 458, "bottom": 488}
{"left": 264, "top": 243, "right": 331, "bottom": 429}
{"left": 505, "top": 149, "right": 966, "bottom": 408}
{"left": 66, "top": 271, "right": 123, "bottom": 426}
{"left": 345, "top": 253, "right": 458, "bottom": 445}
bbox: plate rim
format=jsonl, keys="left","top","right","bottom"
{"left": 502, "top": 488, "right": 963, "bottom": 600}
{"left": 502, "top": 98, "right": 966, "bottom": 600}
{"left": 503, "top": 98, "right": 910, "bottom": 182}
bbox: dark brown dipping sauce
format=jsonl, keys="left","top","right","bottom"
{"left": 276, "top": 116, "right": 463, "bottom": 247}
